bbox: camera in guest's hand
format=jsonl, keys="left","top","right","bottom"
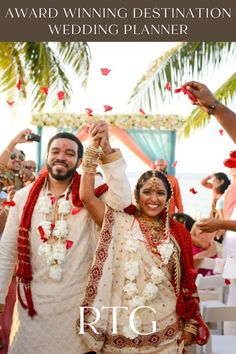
{"left": 26, "top": 133, "right": 41, "bottom": 142}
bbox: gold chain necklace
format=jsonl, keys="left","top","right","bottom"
{"left": 136, "top": 215, "right": 168, "bottom": 254}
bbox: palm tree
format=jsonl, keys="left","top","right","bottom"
{"left": 0, "top": 42, "right": 91, "bottom": 111}
{"left": 129, "top": 42, "right": 236, "bottom": 135}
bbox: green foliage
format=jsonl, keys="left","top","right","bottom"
{"left": 0, "top": 42, "right": 91, "bottom": 111}
{"left": 129, "top": 42, "right": 236, "bottom": 113}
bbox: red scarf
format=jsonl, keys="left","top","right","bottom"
{"left": 16, "top": 171, "right": 108, "bottom": 317}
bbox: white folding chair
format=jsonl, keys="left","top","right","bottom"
{"left": 195, "top": 258, "right": 217, "bottom": 272}
{"left": 196, "top": 273, "right": 226, "bottom": 337}
{"left": 197, "top": 305, "right": 236, "bottom": 354}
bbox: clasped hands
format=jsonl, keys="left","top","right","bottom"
{"left": 89, "top": 121, "right": 113, "bottom": 155}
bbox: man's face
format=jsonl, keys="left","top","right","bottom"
{"left": 47, "top": 138, "right": 80, "bottom": 181}
{"left": 7, "top": 149, "right": 25, "bottom": 172}
{"left": 23, "top": 160, "right": 37, "bottom": 173}
{"left": 155, "top": 160, "right": 167, "bottom": 173}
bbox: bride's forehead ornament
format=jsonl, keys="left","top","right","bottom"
{"left": 149, "top": 171, "right": 160, "bottom": 188}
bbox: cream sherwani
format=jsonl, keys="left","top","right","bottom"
{"left": 0, "top": 151, "right": 131, "bottom": 354}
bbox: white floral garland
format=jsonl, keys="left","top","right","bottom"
{"left": 122, "top": 228, "right": 174, "bottom": 339}
{"left": 37, "top": 194, "right": 72, "bottom": 281}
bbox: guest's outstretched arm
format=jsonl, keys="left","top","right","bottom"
{"left": 185, "top": 81, "right": 236, "bottom": 144}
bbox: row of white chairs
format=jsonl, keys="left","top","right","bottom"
{"left": 195, "top": 258, "right": 236, "bottom": 354}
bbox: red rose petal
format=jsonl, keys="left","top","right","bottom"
{"left": 139, "top": 108, "right": 146, "bottom": 116}
{"left": 41, "top": 87, "right": 48, "bottom": 95}
{"left": 6, "top": 100, "right": 15, "bottom": 106}
{"left": 71, "top": 207, "right": 83, "bottom": 215}
{"left": 104, "top": 105, "right": 113, "bottom": 112}
{"left": 85, "top": 108, "right": 93, "bottom": 117}
{"left": 57, "top": 91, "right": 65, "bottom": 100}
{"left": 172, "top": 161, "right": 178, "bottom": 168}
{"left": 219, "top": 129, "right": 224, "bottom": 136}
{"left": 174, "top": 85, "right": 197, "bottom": 103}
{"left": 174, "top": 88, "right": 182, "bottom": 93}
{"left": 225, "top": 279, "right": 231, "bottom": 285}
{"left": 100, "top": 68, "right": 111, "bottom": 76}
{"left": 189, "top": 187, "right": 198, "bottom": 194}
{"left": 165, "top": 82, "right": 171, "bottom": 91}
{"left": 16, "top": 79, "right": 21, "bottom": 90}
{"left": 66, "top": 240, "right": 73, "bottom": 249}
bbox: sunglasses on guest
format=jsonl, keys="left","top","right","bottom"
{"left": 10, "top": 153, "right": 25, "bottom": 161}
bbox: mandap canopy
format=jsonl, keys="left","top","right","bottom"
{"left": 31, "top": 113, "right": 183, "bottom": 175}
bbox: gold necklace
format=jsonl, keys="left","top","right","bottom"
{"left": 136, "top": 215, "right": 167, "bottom": 253}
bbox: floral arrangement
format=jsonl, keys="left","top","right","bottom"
{"left": 31, "top": 113, "right": 183, "bottom": 131}
{"left": 37, "top": 194, "right": 73, "bottom": 281}
{"left": 122, "top": 230, "right": 173, "bottom": 339}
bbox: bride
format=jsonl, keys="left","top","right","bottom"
{"left": 77, "top": 142, "right": 209, "bottom": 354}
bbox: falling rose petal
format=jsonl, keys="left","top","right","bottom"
{"left": 41, "top": 87, "right": 48, "bottom": 95}
{"left": 219, "top": 129, "right": 224, "bottom": 136}
{"left": 189, "top": 187, "right": 198, "bottom": 195}
{"left": 100, "top": 68, "right": 111, "bottom": 76}
{"left": 165, "top": 82, "right": 171, "bottom": 91}
{"left": 71, "top": 207, "right": 83, "bottom": 215}
{"left": 104, "top": 105, "right": 113, "bottom": 112}
{"left": 85, "top": 107, "right": 93, "bottom": 117}
{"left": 174, "top": 88, "right": 182, "bottom": 93}
{"left": 2, "top": 201, "right": 16, "bottom": 207}
{"left": 6, "top": 100, "right": 15, "bottom": 106}
{"left": 57, "top": 91, "right": 65, "bottom": 100}
{"left": 139, "top": 108, "right": 146, "bottom": 116}
{"left": 172, "top": 161, "right": 178, "bottom": 168}
{"left": 16, "top": 79, "right": 21, "bottom": 90}
{"left": 225, "top": 279, "right": 231, "bottom": 285}
{"left": 51, "top": 223, "right": 55, "bottom": 230}
{"left": 66, "top": 240, "right": 73, "bottom": 249}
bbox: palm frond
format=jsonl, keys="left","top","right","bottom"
{"left": 178, "top": 72, "right": 236, "bottom": 138}
{"left": 55, "top": 42, "right": 91, "bottom": 86}
{"left": 129, "top": 42, "right": 236, "bottom": 112}
{"left": 0, "top": 41, "right": 91, "bottom": 111}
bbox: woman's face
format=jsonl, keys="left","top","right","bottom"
{"left": 138, "top": 177, "right": 168, "bottom": 220}
{"left": 211, "top": 176, "right": 222, "bottom": 189}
